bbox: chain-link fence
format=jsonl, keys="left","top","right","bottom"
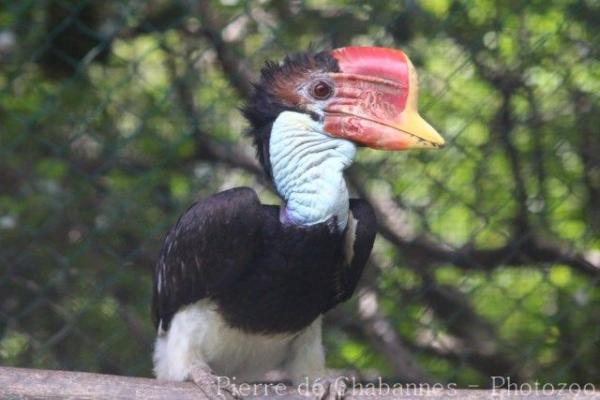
{"left": 1, "top": 0, "right": 599, "bottom": 389}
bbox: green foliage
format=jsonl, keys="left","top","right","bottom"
{"left": 1, "top": 0, "right": 599, "bottom": 386}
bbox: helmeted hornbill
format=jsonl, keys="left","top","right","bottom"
{"left": 152, "top": 46, "right": 444, "bottom": 397}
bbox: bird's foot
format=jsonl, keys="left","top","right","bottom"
{"left": 189, "top": 366, "right": 238, "bottom": 400}
{"left": 318, "top": 376, "right": 349, "bottom": 400}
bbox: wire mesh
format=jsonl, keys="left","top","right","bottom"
{"left": 1, "top": 0, "right": 599, "bottom": 389}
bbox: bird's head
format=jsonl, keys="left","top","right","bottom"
{"left": 243, "top": 46, "right": 445, "bottom": 177}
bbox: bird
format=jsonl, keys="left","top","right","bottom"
{"left": 151, "top": 46, "right": 444, "bottom": 399}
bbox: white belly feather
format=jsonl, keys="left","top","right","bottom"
{"left": 153, "top": 299, "right": 325, "bottom": 383}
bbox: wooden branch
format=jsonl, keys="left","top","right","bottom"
{"left": 356, "top": 286, "right": 434, "bottom": 384}
{"left": 572, "top": 89, "right": 600, "bottom": 233}
{"left": 2, "top": 367, "right": 598, "bottom": 399}
{"left": 0, "top": 367, "right": 202, "bottom": 400}
{"left": 195, "top": 1, "right": 254, "bottom": 99}
{"left": 347, "top": 170, "right": 600, "bottom": 277}
{"left": 354, "top": 257, "right": 523, "bottom": 382}
{"left": 493, "top": 89, "right": 530, "bottom": 234}
{"left": 161, "top": 41, "right": 263, "bottom": 178}
{"left": 417, "top": 279, "right": 525, "bottom": 382}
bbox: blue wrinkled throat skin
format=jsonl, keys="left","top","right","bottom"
{"left": 270, "top": 111, "right": 356, "bottom": 231}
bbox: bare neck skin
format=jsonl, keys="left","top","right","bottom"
{"left": 269, "top": 111, "right": 356, "bottom": 231}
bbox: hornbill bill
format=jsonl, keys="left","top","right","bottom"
{"left": 152, "top": 46, "right": 444, "bottom": 397}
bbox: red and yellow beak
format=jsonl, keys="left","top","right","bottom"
{"left": 323, "top": 46, "right": 444, "bottom": 150}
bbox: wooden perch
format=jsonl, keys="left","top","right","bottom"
{"left": 1, "top": 367, "right": 599, "bottom": 399}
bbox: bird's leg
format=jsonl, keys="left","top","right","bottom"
{"left": 317, "top": 376, "right": 349, "bottom": 400}
{"left": 189, "top": 366, "right": 237, "bottom": 400}
{"left": 284, "top": 318, "right": 350, "bottom": 399}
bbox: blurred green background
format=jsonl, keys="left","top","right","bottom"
{"left": 1, "top": 0, "right": 599, "bottom": 387}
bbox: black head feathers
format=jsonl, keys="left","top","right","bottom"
{"left": 242, "top": 51, "right": 340, "bottom": 177}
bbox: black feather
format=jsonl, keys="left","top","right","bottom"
{"left": 152, "top": 188, "right": 377, "bottom": 334}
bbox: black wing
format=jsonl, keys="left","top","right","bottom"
{"left": 152, "top": 187, "right": 263, "bottom": 331}
{"left": 336, "top": 198, "right": 378, "bottom": 303}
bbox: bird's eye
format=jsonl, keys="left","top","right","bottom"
{"left": 311, "top": 81, "right": 333, "bottom": 100}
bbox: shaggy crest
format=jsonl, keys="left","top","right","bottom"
{"left": 242, "top": 51, "right": 340, "bottom": 177}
